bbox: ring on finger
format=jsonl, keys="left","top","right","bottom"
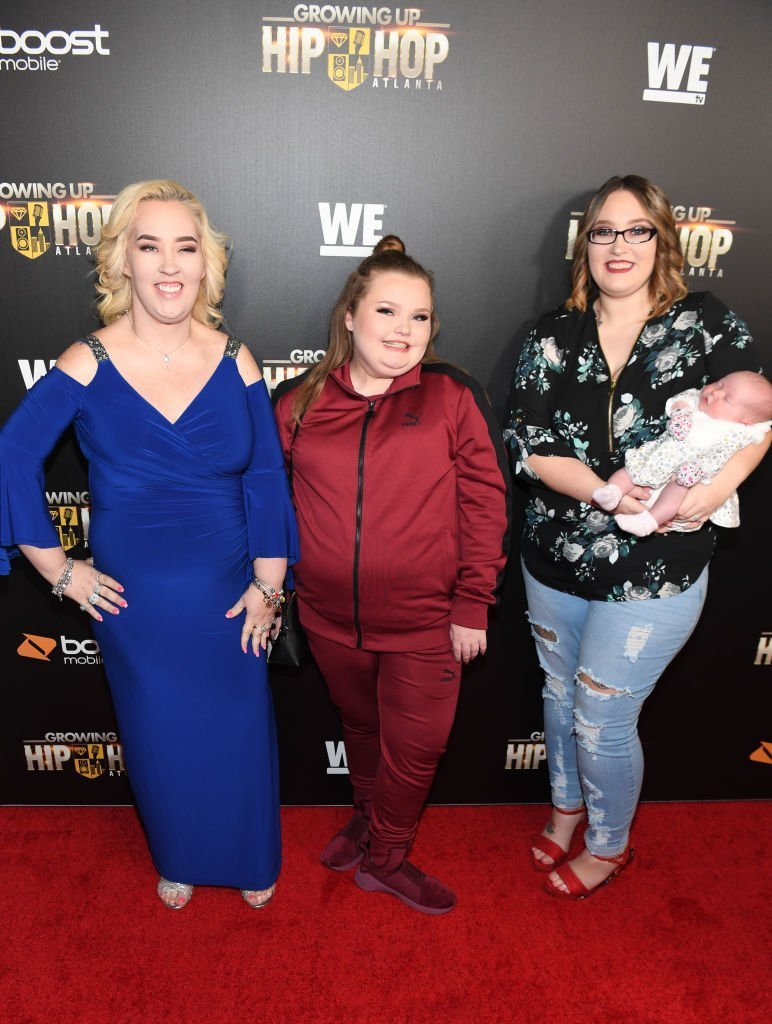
{"left": 95, "top": 572, "right": 103, "bottom": 585}
{"left": 79, "top": 604, "right": 88, "bottom": 611}
{"left": 88, "top": 593, "right": 100, "bottom": 605}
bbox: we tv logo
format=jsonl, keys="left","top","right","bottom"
{"left": 318, "top": 202, "right": 385, "bottom": 257}
{"left": 325, "top": 739, "right": 349, "bottom": 774}
{"left": 643, "top": 42, "right": 715, "bottom": 105}
{"left": 18, "top": 358, "right": 56, "bottom": 389}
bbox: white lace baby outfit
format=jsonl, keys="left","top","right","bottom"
{"left": 625, "top": 388, "right": 771, "bottom": 528}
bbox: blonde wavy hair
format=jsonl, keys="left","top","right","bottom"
{"left": 95, "top": 179, "right": 229, "bottom": 326}
{"left": 291, "top": 249, "right": 441, "bottom": 424}
{"left": 566, "top": 174, "right": 688, "bottom": 319}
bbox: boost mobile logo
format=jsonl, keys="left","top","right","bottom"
{"left": 749, "top": 741, "right": 772, "bottom": 765}
{"left": 642, "top": 42, "right": 715, "bottom": 105}
{"left": 17, "top": 634, "right": 102, "bottom": 665}
{"left": 0, "top": 25, "right": 109, "bottom": 72}
{"left": 262, "top": 6, "right": 449, "bottom": 92}
{"left": 17, "top": 634, "right": 57, "bottom": 661}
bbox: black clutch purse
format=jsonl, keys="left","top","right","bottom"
{"left": 269, "top": 421, "right": 309, "bottom": 669}
{"left": 269, "top": 590, "right": 309, "bottom": 668}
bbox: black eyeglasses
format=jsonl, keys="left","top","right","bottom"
{"left": 588, "top": 226, "right": 657, "bottom": 245}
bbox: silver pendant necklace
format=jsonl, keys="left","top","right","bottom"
{"left": 128, "top": 318, "right": 192, "bottom": 370}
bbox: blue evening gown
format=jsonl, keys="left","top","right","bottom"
{"left": 0, "top": 335, "right": 299, "bottom": 889}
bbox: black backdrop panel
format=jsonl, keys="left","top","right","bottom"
{"left": 1, "top": 0, "right": 770, "bottom": 805}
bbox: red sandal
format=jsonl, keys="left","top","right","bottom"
{"left": 531, "top": 805, "right": 585, "bottom": 873}
{"left": 544, "top": 846, "right": 635, "bottom": 899}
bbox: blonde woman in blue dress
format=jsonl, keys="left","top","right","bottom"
{"left": 0, "top": 180, "right": 299, "bottom": 909}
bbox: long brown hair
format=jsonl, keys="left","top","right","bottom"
{"left": 291, "top": 250, "right": 440, "bottom": 423}
{"left": 566, "top": 174, "right": 687, "bottom": 319}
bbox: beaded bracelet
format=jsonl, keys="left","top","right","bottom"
{"left": 51, "top": 557, "right": 74, "bottom": 601}
{"left": 251, "top": 577, "right": 285, "bottom": 612}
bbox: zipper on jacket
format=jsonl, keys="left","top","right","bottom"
{"left": 353, "top": 400, "right": 376, "bottom": 648}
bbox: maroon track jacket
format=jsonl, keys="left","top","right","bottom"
{"left": 273, "top": 361, "right": 510, "bottom": 651}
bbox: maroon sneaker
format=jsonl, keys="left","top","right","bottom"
{"left": 354, "top": 847, "right": 456, "bottom": 915}
{"left": 320, "top": 812, "right": 369, "bottom": 871}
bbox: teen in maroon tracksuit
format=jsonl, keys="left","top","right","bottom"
{"left": 273, "top": 244, "right": 510, "bottom": 914}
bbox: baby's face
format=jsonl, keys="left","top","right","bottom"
{"left": 698, "top": 375, "right": 756, "bottom": 423}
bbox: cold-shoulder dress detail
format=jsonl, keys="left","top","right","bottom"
{"left": 0, "top": 336, "right": 299, "bottom": 888}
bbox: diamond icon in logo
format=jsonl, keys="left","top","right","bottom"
{"left": 331, "top": 32, "right": 347, "bottom": 48}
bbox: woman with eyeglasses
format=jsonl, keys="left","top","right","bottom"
{"left": 505, "top": 175, "right": 769, "bottom": 899}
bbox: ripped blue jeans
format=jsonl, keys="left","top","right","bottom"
{"left": 522, "top": 562, "right": 708, "bottom": 857}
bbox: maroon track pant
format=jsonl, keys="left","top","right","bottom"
{"left": 307, "top": 633, "right": 461, "bottom": 855}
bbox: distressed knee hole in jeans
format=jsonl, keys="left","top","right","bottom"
{"left": 526, "top": 614, "right": 558, "bottom": 652}
{"left": 574, "top": 709, "right": 601, "bottom": 755}
{"left": 542, "top": 673, "right": 567, "bottom": 703}
{"left": 576, "top": 669, "right": 632, "bottom": 700}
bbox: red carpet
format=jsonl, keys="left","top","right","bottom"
{"left": 1, "top": 803, "right": 769, "bottom": 1024}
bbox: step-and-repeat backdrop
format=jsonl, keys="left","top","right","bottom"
{"left": 1, "top": 0, "right": 770, "bottom": 806}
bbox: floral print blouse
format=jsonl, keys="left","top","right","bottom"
{"left": 505, "top": 291, "right": 761, "bottom": 601}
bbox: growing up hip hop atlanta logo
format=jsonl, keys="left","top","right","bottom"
{"left": 261, "top": 6, "right": 450, "bottom": 92}
{"left": 48, "top": 494, "right": 92, "bottom": 553}
{"left": 0, "top": 182, "right": 114, "bottom": 260}
{"left": 755, "top": 632, "right": 772, "bottom": 666}
{"left": 24, "top": 732, "right": 125, "bottom": 779}
{"left": 262, "top": 347, "right": 327, "bottom": 392}
{"left": 505, "top": 732, "right": 546, "bottom": 771}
